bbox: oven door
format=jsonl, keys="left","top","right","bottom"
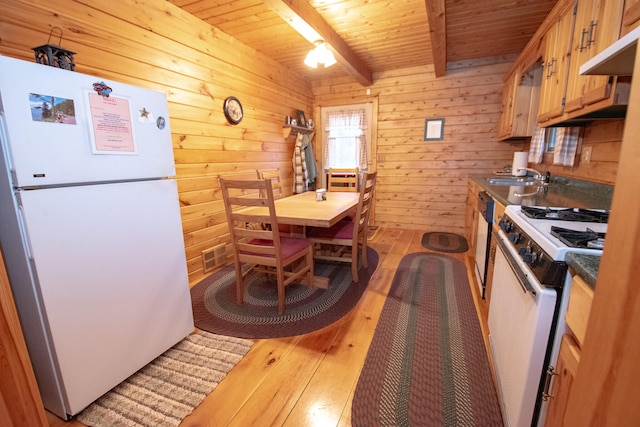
{"left": 488, "top": 230, "right": 557, "bottom": 427}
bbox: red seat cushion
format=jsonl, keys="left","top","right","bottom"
{"left": 243, "top": 237, "right": 312, "bottom": 258}
{"left": 307, "top": 219, "right": 354, "bottom": 240}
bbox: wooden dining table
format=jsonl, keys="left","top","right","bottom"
{"left": 272, "top": 191, "right": 359, "bottom": 228}
{"left": 240, "top": 190, "right": 360, "bottom": 289}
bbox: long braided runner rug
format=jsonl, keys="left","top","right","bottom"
{"left": 191, "top": 248, "right": 378, "bottom": 338}
{"left": 352, "top": 253, "right": 503, "bottom": 426}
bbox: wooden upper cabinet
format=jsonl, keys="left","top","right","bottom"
{"left": 504, "top": 0, "right": 633, "bottom": 129}
{"left": 538, "top": 1, "right": 576, "bottom": 124}
{"left": 499, "top": 65, "right": 542, "bottom": 140}
{"left": 498, "top": 71, "right": 517, "bottom": 139}
{"left": 564, "top": 0, "right": 626, "bottom": 114}
{"left": 622, "top": 0, "right": 640, "bottom": 34}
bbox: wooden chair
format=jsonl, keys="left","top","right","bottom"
{"left": 327, "top": 168, "right": 359, "bottom": 192}
{"left": 308, "top": 171, "right": 377, "bottom": 282}
{"left": 257, "top": 169, "right": 292, "bottom": 234}
{"left": 220, "top": 178, "right": 314, "bottom": 314}
{"left": 257, "top": 169, "right": 284, "bottom": 199}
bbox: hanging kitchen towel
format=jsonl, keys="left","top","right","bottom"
{"left": 553, "top": 127, "right": 581, "bottom": 166}
{"left": 528, "top": 123, "right": 545, "bottom": 164}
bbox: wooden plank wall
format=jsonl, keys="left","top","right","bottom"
{"left": 0, "top": 0, "right": 313, "bottom": 283}
{"left": 312, "top": 57, "right": 526, "bottom": 235}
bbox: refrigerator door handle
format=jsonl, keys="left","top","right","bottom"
{"left": 0, "top": 113, "right": 16, "bottom": 174}
{"left": 17, "top": 203, "right": 35, "bottom": 260}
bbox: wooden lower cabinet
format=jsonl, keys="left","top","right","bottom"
{"left": 483, "top": 199, "right": 504, "bottom": 306}
{"left": 465, "top": 180, "right": 480, "bottom": 257}
{"left": 545, "top": 272, "right": 593, "bottom": 426}
{"left": 545, "top": 334, "right": 581, "bottom": 426}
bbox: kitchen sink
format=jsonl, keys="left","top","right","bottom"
{"left": 486, "top": 176, "right": 539, "bottom": 186}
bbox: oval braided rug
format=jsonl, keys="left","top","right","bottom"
{"left": 421, "top": 232, "right": 469, "bottom": 253}
{"left": 191, "top": 248, "right": 378, "bottom": 339}
{"left": 352, "top": 253, "right": 503, "bottom": 426}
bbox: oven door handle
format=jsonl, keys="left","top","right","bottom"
{"left": 495, "top": 232, "right": 537, "bottom": 295}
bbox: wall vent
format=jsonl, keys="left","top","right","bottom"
{"left": 202, "top": 244, "right": 226, "bottom": 273}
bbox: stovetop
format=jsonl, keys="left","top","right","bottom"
{"left": 521, "top": 206, "right": 609, "bottom": 223}
{"left": 550, "top": 226, "right": 606, "bottom": 249}
{"left": 504, "top": 205, "right": 608, "bottom": 260}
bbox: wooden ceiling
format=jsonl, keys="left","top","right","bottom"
{"left": 168, "top": 0, "right": 558, "bottom": 85}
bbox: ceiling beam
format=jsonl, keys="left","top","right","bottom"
{"left": 263, "top": 0, "right": 373, "bottom": 86}
{"left": 425, "top": 0, "right": 447, "bottom": 77}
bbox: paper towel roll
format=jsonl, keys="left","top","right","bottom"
{"left": 512, "top": 152, "right": 528, "bottom": 176}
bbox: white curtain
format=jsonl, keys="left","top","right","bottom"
{"left": 323, "top": 109, "right": 368, "bottom": 171}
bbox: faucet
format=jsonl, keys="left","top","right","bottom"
{"left": 517, "top": 167, "right": 544, "bottom": 183}
{"left": 513, "top": 168, "right": 550, "bottom": 197}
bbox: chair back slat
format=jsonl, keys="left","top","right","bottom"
{"left": 257, "top": 169, "right": 285, "bottom": 199}
{"left": 221, "top": 178, "right": 282, "bottom": 263}
{"left": 353, "top": 171, "right": 377, "bottom": 240}
{"left": 328, "top": 168, "right": 358, "bottom": 192}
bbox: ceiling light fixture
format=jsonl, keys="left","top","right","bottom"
{"left": 304, "top": 40, "right": 337, "bottom": 68}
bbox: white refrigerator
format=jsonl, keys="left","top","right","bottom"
{"left": 0, "top": 55, "right": 194, "bottom": 419}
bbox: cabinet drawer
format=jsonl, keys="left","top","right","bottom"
{"left": 565, "top": 275, "right": 594, "bottom": 348}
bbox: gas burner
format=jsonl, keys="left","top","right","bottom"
{"left": 550, "top": 226, "right": 606, "bottom": 249}
{"left": 521, "top": 206, "right": 609, "bottom": 223}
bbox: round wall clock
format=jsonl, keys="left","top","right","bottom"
{"left": 223, "top": 96, "right": 243, "bottom": 125}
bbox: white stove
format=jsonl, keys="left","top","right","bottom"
{"left": 489, "top": 205, "right": 608, "bottom": 426}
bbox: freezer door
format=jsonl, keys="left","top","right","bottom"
{"left": 0, "top": 55, "right": 175, "bottom": 187}
{"left": 16, "top": 179, "right": 193, "bottom": 417}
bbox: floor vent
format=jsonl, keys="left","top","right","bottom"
{"left": 202, "top": 244, "right": 226, "bottom": 273}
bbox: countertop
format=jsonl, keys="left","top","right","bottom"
{"left": 471, "top": 175, "right": 614, "bottom": 210}
{"left": 471, "top": 174, "right": 611, "bottom": 289}
{"left": 566, "top": 253, "right": 600, "bottom": 290}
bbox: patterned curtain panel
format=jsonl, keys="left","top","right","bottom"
{"left": 553, "top": 127, "right": 581, "bottom": 166}
{"left": 528, "top": 123, "right": 545, "bottom": 164}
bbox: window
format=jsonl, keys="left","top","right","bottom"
{"left": 544, "top": 127, "right": 558, "bottom": 152}
{"left": 322, "top": 104, "right": 371, "bottom": 172}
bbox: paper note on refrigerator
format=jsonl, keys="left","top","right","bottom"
{"left": 88, "top": 92, "right": 136, "bottom": 153}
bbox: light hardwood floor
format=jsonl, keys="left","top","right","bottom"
{"left": 47, "top": 227, "right": 490, "bottom": 427}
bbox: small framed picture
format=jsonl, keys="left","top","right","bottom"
{"left": 296, "top": 110, "right": 307, "bottom": 128}
{"left": 424, "top": 118, "right": 445, "bottom": 141}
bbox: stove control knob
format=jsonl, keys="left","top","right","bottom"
{"left": 499, "top": 219, "right": 513, "bottom": 233}
{"left": 518, "top": 247, "right": 539, "bottom": 265}
{"left": 523, "top": 252, "right": 538, "bottom": 264}
{"left": 509, "top": 232, "right": 522, "bottom": 244}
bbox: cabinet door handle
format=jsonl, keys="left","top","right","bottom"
{"left": 588, "top": 21, "right": 597, "bottom": 47}
{"left": 542, "top": 366, "right": 558, "bottom": 401}
{"left": 546, "top": 58, "right": 556, "bottom": 79}
{"left": 580, "top": 28, "right": 589, "bottom": 52}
